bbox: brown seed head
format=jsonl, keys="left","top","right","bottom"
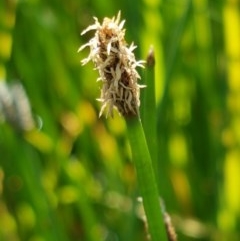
{"left": 79, "top": 12, "right": 145, "bottom": 118}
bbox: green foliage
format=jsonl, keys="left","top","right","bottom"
{"left": 0, "top": 0, "right": 240, "bottom": 241}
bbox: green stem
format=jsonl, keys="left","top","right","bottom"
{"left": 142, "top": 47, "right": 158, "bottom": 177}
{"left": 126, "top": 117, "right": 168, "bottom": 241}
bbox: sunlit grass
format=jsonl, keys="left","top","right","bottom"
{"left": 0, "top": 0, "right": 240, "bottom": 241}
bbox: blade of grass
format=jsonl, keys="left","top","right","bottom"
{"left": 126, "top": 116, "right": 168, "bottom": 241}
{"left": 157, "top": 0, "right": 192, "bottom": 124}
{"left": 2, "top": 128, "right": 68, "bottom": 241}
{"left": 142, "top": 47, "right": 158, "bottom": 177}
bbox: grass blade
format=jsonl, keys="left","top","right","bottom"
{"left": 142, "top": 47, "right": 158, "bottom": 176}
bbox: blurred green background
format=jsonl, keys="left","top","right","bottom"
{"left": 0, "top": 0, "right": 240, "bottom": 240}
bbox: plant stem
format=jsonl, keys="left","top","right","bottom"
{"left": 126, "top": 116, "right": 168, "bottom": 241}
{"left": 142, "top": 47, "right": 158, "bottom": 178}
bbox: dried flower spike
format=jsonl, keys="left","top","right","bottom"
{"left": 79, "top": 11, "right": 145, "bottom": 118}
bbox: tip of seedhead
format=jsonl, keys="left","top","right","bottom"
{"left": 146, "top": 46, "right": 155, "bottom": 67}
